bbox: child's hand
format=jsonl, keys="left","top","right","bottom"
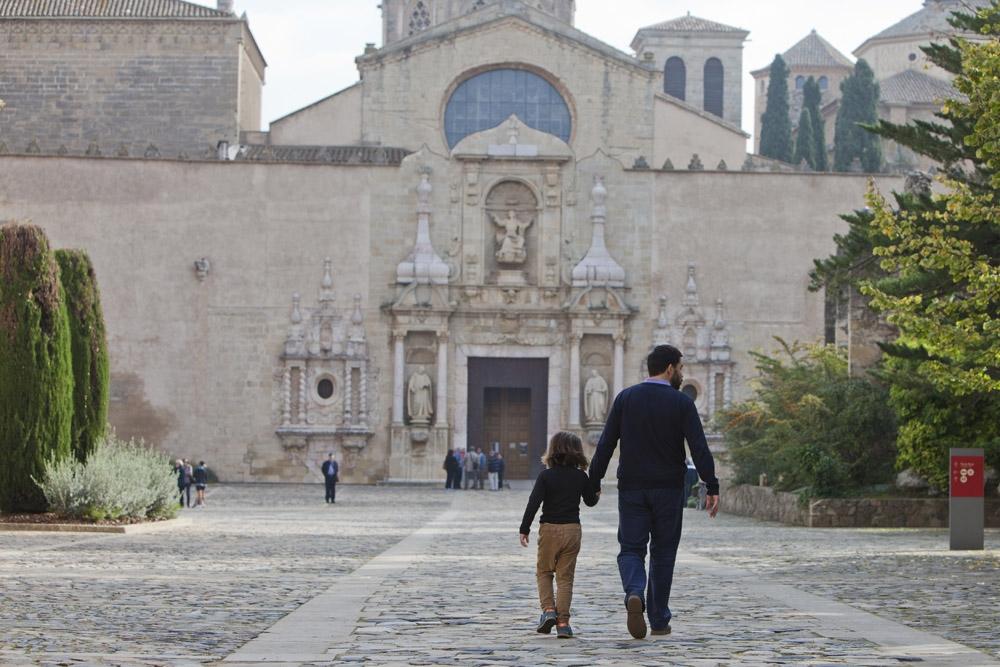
{"left": 519, "top": 533, "right": 529, "bottom": 547}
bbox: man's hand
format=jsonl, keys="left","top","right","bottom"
{"left": 519, "top": 533, "right": 529, "bottom": 547}
{"left": 706, "top": 494, "right": 719, "bottom": 519}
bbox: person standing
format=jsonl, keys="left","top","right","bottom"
{"left": 174, "top": 459, "right": 191, "bottom": 508}
{"left": 193, "top": 461, "right": 209, "bottom": 508}
{"left": 477, "top": 448, "right": 487, "bottom": 490}
{"left": 321, "top": 453, "right": 339, "bottom": 504}
{"left": 488, "top": 450, "right": 501, "bottom": 491}
{"left": 456, "top": 448, "right": 466, "bottom": 489}
{"left": 497, "top": 452, "right": 506, "bottom": 491}
{"left": 464, "top": 446, "right": 476, "bottom": 490}
{"left": 589, "top": 344, "right": 720, "bottom": 639}
{"left": 443, "top": 449, "right": 460, "bottom": 490}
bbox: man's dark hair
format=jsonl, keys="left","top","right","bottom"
{"left": 199, "top": 461, "right": 205, "bottom": 466}
{"left": 647, "top": 344, "right": 683, "bottom": 376}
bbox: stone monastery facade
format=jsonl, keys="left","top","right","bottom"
{"left": 0, "top": 0, "right": 969, "bottom": 482}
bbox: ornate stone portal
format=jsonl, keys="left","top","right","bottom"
{"left": 276, "top": 259, "right": 375, "bottom": 478}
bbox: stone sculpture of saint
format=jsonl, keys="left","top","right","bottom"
{"left": 407, "top": 366, "right": 434, "bottom": 425}
{"left": 491, "top": 209, "right": 533, "bottom": 265}
{"left": 584, "top": 369, "right": 609, "bottom": 425}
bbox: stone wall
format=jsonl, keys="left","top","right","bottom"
{"left": 0, "top": 18, "right": 262, "bottom": 157}
{"left": 725, "top": 484, "right": 1000, "bottom": 528}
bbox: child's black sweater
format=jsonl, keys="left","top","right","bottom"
{"left": 519, "top": 465, "right": 599, "bottom": 535}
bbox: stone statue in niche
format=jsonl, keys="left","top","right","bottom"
{"left": 584, "top": 369, "right": 609, "bottom": 425}
{"left": 407, "top": 366, "right": 434, "bottom": 425}
{"left": 491, "top": 209, "right": 533, "bottom": 265}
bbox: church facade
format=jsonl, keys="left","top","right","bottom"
{"left": 0, "top": 0, "right": 919, "bottom": 483}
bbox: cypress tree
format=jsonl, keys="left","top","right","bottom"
{"left": 794, "top": 108, "right": 817, "bottom": 168}
{"left": 759, "top": 55, "right": 793, "bottom": 163}
{"left": 803, "top": 76, "right": 828, "bottom": 171}
{"left": 834, "top": 59, "right": 882, "bottom": 172}
{"left": 0, "top": 223, "right": 74, "bottom": 512}
{"left": 55, "top": 249, "right": 109, "bottom": 462}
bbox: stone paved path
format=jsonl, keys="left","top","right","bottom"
{"left": 1, "top": 483, "right": 998, "bottom": 666}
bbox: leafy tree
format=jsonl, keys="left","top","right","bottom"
{"left": 794, "top": 107, "right": 817, "bottom": 168}
{"left": 759, "top": 55, "right": 793, "bottom": 163}
{"left": 717, "top": 340, "right": 897, "bottom": 497}
{"left": 0, "top": 223, "right": 74, "bottom": 512}
{"left": 55, "top": 249, "right": 109, "bottom": 462}
{"left": 812, "top": 1, "right": 1000, "bottom": 490}
{"left": 834, "top": 59, "right": 882, "bottom": 172}
{"left": 803, "top": 76, "right": 829, "bottom": 171}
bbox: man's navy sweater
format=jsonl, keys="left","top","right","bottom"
{"left": 589, "top": 381, "right": 719, "bottom": 495}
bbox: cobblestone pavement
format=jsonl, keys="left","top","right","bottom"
{"left": 1, "top": 483, "right": 998, "bottom": 666}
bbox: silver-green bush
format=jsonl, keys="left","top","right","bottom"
{"left": 35, "top": 434, "right": 178, "bottom": 521}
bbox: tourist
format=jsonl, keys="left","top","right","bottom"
{"left": 455, "top": 448, "right": 466, "bottom": 488}
{"left": 497, "top": 452, "right": 506, "bottom": 491}
{"left": 487, "top": 450, "right": 501, "bottom": 491}
{"left": 193, "top": 461, "right": 209, "bottom": 507}
{"left": 174, "top": 459, "right": 191, "bottom": 508}
{"left": 321, "top": 453, "right": 339, "bottom": 504}
{"left": 443, "top": 449, "right": 460, "bottom": 490}
{"left": 463, "top": 446, "right": 476, "bottom": 489}
{"left": 477, "top": 448, "right": 487, "bottom": 490}
{"left": 589, "top": 344, "right": 720, "bottom": 639}
{"left": 519, "top": 431, "right": 600, "bottom": 639}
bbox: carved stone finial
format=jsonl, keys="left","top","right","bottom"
{"left": 144, "top": 144, "right": 160, "bottom": 158}
{"left": 688, "top": 154, "right": 704, "bottom": 171}
{"left": 351, "top": 294, "right": 364, "bottom": 326}
{"left": 657, "top": 296, "right": 669, "bottom": 329}
{"left": 741, "top": 156, "right": 755, "bottom": 171}
{"left": 591, "top": 175, "right": 607, "bottom": 212}
{"left": 662, "top": 158, "right": 674, "bottom": 171}
{"left": 85, "top": 142, "right": 101, "bottom": 157}
{"left": 116, "top": 143, "right": 130, "bottom": 157}
{"left": 571, "top": 175, "right": 626, "bottom": 288}
{"left": 633, "top": 155, "right": 650, "bottom": 170}
{"left": 57, "top": 145, "right": 69, "bottom": 156}
{"left": 397, "top": 171, "right": 449, "bottom": 286}
{"left": 798, "top": 158, "right": 811, "bottom": 172}
{"left": 717, "top": 159, "right": 728, "bottom": 171}
{"left": 416, "top": 170, "right": 432, "bottom": 212}
{"left": 290, "top": 293, "right": 302, "bottom": 324}
{"left": 683, "top": 262, "right": 699, "bottom": 307}
{"left": 714, "top": 297, "right": 725, "bottom": 328}
{"left": 193, "top": 257, "right": 211, "bottom": 281}
{"left": 26, "top": 139, "right": 40, "bottom": 154}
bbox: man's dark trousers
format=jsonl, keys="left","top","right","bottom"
{"left": 617, "top": 487, "right": 685, "bottom": 630}
{"left": 325, "top": 477, "right": 336, "bottom": 503}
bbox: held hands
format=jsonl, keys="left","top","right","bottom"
{"left": 706, "top": 494, "right": 720, "bottom": 519}
{"left": 519, "top": 533, "right": 529, "bottom": 547}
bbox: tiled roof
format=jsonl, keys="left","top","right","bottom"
{"left": 0, "top": 0, "right": 230, "bottom": 18}
{"left": 236, "top": 145, "right": 412, "bottom": 165}
{"left": 638, "top": 13, "right": 747, "bottom": 34}
{"left": 879, "top": 68, "right": 958, "bottom": 105}
{"left": 867, "top": 0, "right": 991, "bottom": 42}
{"left": 783, "top": 30, "right": 853, "bottom": 69}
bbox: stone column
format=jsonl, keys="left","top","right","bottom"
{"left": 281, "top": 367, "right": 291, "bottom": 426}
{"left": 569, "top": 333, "right": 582, "bottom": 427}
{"left": 344, "top": 363, "right": 354, "bottom": 425}
{"left": 392, "top": 332, "right": 405, "bottom": 424}
{"left": 436, "top": 332, "right": 448, "bottom": 427}
{"left": 298, "top": 365, "right": 307, "bottom": 425}
{"left": 613, "top": 333, "right": 626, "bottom": 397}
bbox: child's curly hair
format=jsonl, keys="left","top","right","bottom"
{"left": 541, "top": 431, "right": 589, "bottom": 470}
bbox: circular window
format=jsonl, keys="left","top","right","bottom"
{"left": 444, "top": 68, "right": 571, "bottom": 148}
{"left": 909, "top": 53, "right": 918, "bottom": 62}
{"left": 317, "top": 378, "right": 334, "bottom": 400}
{"left": 682, "top": 384, "right": 698, "bottom": 401}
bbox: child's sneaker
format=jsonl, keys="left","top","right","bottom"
{"left": 536, "top": 610, "right": 557, "bottom": 634}
{"left": 556, "top": 623, "right": 574, "bottom": 639}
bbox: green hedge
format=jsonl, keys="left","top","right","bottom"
{"left": 55, "top": 249, "right": 109, "bottom": 462}
{"left": 0, "top": 223, "right": 74, "bottom": 512}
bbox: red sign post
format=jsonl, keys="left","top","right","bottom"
{"left": 950, "top": 448, "right": 985, "bottom": 550}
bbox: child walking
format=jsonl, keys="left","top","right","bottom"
{"left": 519, "top": 432, "right": 600, "bottom": 639}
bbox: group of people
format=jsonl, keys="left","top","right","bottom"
{"left": 173, "top": 459, "right": 209, "bottom": 508}
{"left": 443, "top": 447, "right": 507, "bottom": 491}
{"left": 519, "top": 344, "right": 719, "bottom": 640}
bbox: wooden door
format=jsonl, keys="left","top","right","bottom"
{"left": 483, "top": 387, "right": 532, "bottom": 480}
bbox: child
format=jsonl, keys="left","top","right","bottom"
{"left": 519, "top": 432, "right": 600, "bottom": 639}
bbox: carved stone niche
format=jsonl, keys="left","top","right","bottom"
{"left": 484, "top": 180, "right": 539, "bottom": 286}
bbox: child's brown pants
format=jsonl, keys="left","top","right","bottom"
{"left": 536, "top": 522, "right": 582, "bottom": 623}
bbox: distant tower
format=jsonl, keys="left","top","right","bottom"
{"left": 381, "top": 0, "right": 575, "bottom": 47}
{"left": 631, "top": 13, "right": 748, "bottom": 128}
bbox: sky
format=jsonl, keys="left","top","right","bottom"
{"left": 231, "top": 0, "right": 925, "bottom": 139}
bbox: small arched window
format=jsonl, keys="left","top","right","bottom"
{"left": 818, "top": 75, "right": 829, "bottom": 91}
{"left": 704, "top": 57, "right": 724, "bottom": 118}
{"left": 664, "top": 56, "right": 686, "bottom": 101}
{"left": 795, "top": 75, "right": 805, "bottom": 90}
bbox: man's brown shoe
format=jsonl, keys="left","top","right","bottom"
{"left": 626, "top": 594, "right": 647, "bottom": 639}
{"left": 651, "top": 626, "right": 672, "bottom": 636}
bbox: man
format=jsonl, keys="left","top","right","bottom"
{"left": 464, "top": 446, "right": 476, "bottom": 490}
{"left": 589, "top": 344, "right": 719, "bottom": 639}
{"left": 477, "top": 447, "right": 487, "bottom": 490}
{"left": 321, "top": 453, "right": 339, "bottom": 504}
{"left": 193, "top": 461, "right": 209, "bottom": 508}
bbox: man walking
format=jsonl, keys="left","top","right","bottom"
{"left": 321, "top": 453, "right": 339, "bottom": 504}
{"left": 589, "top": 344, "right": 719, "bottom": 639}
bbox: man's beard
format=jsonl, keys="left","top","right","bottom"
{"left": 670, "top": 372, "right": 683, "bottom": 390}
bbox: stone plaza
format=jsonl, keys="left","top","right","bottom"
{"left": 2, "top": 484, "right": 998, "bottom": 666}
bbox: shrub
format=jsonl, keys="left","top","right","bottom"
{"left": 34, "top": 434, "right": 178, "bottom": 521}
{"left": 716, "top": 339, "right": 897, "bottom": 498}
{"left": 55, "top": 249, "right": 109, "bottom": 462}
{"left": 0, "top": 223, "right": 74, "bottom": 512}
